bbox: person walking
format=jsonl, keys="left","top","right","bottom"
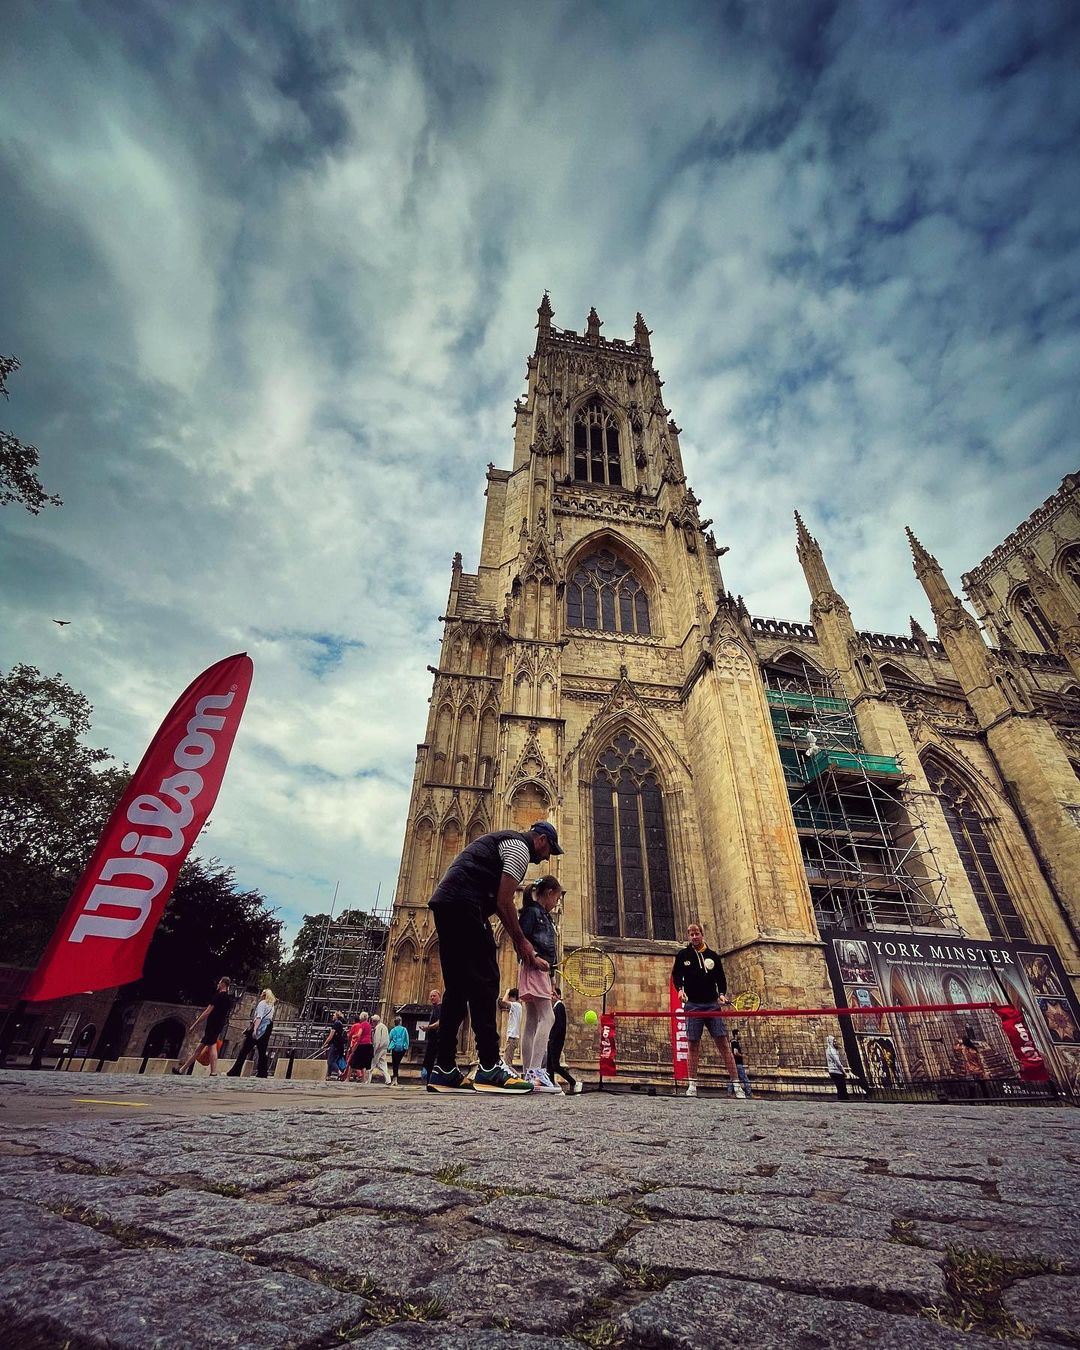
{"left": 173, "top": 977, "right": 234, "bottom": 1077}
{"left": 388, "top": 1016, "right": 409, "bottom": 1084}
{"left": 371, "top": 1013, "right": 392, "bottom": 1085}
{"left": 343, "top": 1012, "right": 374, "bottom": 1084}
{"left": 671, "top": 924, "right": 744, "bottom": 1099}
{"left": 546, "top": 984, "right": 580, "bottom": 1094}
{"left": 729, "top": 1030, "right": 753, "bottom": 1098}
{"left": 420, "top": 989, "right": 441, "bottom": 1083}
{"left": 318, "top": 1012, "right": 346, "bottom": 1079}
{"left": 501, "top": 988, "right": 522, "bottom": 1069}
{"left": 426, "top": 821, "right": 563, "bottom": 1094}
{"left": 826, "top": 1034, "right": 848, "bottom": 1097}
{"left": 518, "top": 877, "right": 563, "bottom": 1093}
{"left": 229, "top": 988, "right": 276, "bottom": 1078}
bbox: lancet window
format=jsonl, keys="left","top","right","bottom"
{"left": 1013, "top": 586, "right": 1056, "bottom": 653}
{"left": 573, "top": 399, "right": 622, "bottom": 486}
{"left": 566, "top": 549, "right": 650, "bottom": 635}
{"left": 591, "top": 732, "right": 675, "bottom": 941}
{"left": 925, "top": 761, "right": 1026, "bottom": 940}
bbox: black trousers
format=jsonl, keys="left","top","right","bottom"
{"left": 391, "top": 1049, "right": 405, "bottom": 1080}
{"left": 546, "top": 1031, "right": 575, "bottom": 1086}
{"left": 254, "top": 1026, "right": 272, "bottom": 1078}
{"left": 830, "top": 1071, "right": 848, "bottom": 1098}
{"left": 226, "top": 1030, "right": 256, "bottom": 1076}
{"left": 432, "top": 901, "right": 500, "bottom": 1069}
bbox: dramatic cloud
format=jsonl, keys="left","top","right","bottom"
{"left": 2, "top": 0, "right": 1077, "bottom": 939}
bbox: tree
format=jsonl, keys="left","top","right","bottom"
{"left": 0, "top": 664, "right": 129, "bottom": 962}
{"left": 135, "top": 858, "right": 285, "bottom": 1004}
{"left": 1, "top": 356, "right": 61, "bottom": 513}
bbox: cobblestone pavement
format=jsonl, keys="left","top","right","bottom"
{"left": 0, "top": 1071, "right": 1077, "bottom": 1348}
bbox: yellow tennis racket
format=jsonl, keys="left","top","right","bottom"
{"left": 729, "top": 991, "right": 761, "bottom": 1012}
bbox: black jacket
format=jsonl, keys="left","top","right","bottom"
{"left": 671, "top": 944, "right": 727, "bottom": 1002}
{"left": 428, "top": 829, "right": 535, "bottom": 917}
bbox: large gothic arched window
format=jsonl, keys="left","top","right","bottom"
{"left": 573, "top": 399, "right": 622, "bottom": 485}
{"left": 1060, "top": 545, "right": 1080, "bottom": 602}
{"left": 1012, "top": 586, "right": 1056, "bottom": 652}
{"left": 566, "top": 549, "right": 650, "bottom": 634}
{"left": 591, "top": 732, "right": 675, "bottom": 940}
{"left": 925, "top": 761, "right": 1027, "bottom": 940}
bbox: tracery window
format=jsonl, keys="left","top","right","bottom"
{"left": 1013, "top": 586, "right": 1056, "bottom": 652}
{"left": 591, "top": 732, "right": 675, "bottom": 940}
{"left": 925, "top": 762, "right": 1026, "bottom": 940}
{"left": 573, "top": 399, "right": 622, "bottom": 486}
{"left": 1061, "top": 545, "right": 1080, "bottom": 601}
{"left": 566, "top": 549, "right": 650, "bottom": 634}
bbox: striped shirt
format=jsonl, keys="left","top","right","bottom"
{"left": 498, "top": 837, "right": 532, "bottom": 884}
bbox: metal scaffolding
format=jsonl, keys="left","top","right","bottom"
{"left": 764, "top": 664, "right": 958, "bottom": 933}
{"left": 288, "top": 904, "right": 393, "bottom": 1055}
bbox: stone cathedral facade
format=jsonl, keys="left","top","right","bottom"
{"left": 380, "top": 298, "right": 1080, "bottom": 1082}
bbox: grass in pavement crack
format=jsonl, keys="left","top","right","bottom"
{"left": 920, "top": 1247, "right": 1063, "bottom": 1340}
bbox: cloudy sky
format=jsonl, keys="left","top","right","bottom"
{"left": 2, "top": 0, "right": 1077, "bottom": 945}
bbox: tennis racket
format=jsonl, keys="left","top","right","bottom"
{"left": 561, "top": 946, "right": 617, "bottom": 1000}
{"left": 729, "top": 991, "right": 761, "bottom": 1012}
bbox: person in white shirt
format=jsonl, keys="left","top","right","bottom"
{"left": 502, "top": 988, "right": 522, "bottom": 1068}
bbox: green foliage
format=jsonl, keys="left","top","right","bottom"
{"left": 0, "top": 355, "right": 61, "bottom": 513}
{"left": 0, "top": 664, "right": 129, "bottom": 962}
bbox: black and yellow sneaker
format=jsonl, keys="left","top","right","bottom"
{"left": 426, "top": 1065, "right": 475, "bottom": 1093}
{"left": 473, "top": 1061, "right": 533, "bottom": 1093}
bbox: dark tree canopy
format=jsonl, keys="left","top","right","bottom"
{"left": 1, "top": 356, "right": 61, "bottom": 513}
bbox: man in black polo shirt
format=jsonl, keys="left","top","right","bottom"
{"left": 427, "top": 821, "right": 563, "bottom": 1094}
{"left": 671, "top": 923, "right": 745, "bottom": 1098}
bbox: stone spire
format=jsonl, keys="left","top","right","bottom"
{"left": 536, "top": 291, "right": 553, "bottom": 334}
{"left": 586, "top": 306, "right": 602, "bottom": 345}
{"left": 795, "top": 511, "right": 841, "bottom": 607}
{"left": 634, "top": 312, "right": 652, "bottom": 354}
{"left": 905, "top": 526, "right": 959, "bottom": 622}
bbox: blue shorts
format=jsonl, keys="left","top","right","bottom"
{"left": 683, "top": 1002, "right": 729, "bottom": 1043}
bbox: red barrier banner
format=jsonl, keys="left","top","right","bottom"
{"left": 599, "top": 1013, "right": 617, "bottom": 1078}
{"left": 24, "top": 654, "right": 254, "bottom": 1002}
{"left": 670, "top": 979, "right": 689, "bottom": 1081}
{"left": 996, "top": 1006, "right": 1051, "bottom": 1082}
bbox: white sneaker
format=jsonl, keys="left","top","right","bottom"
{"left": 685, "top": 1081, "right": 698, "bottom": 1097}
{"left": 570, "top": 1081, "right": 583, "bottom": 1095}
{"left": 731, "top": 1082, "right": 747, "bottom": 1099}
{"left": 527, "top": 1069, "right": 561, "bottom": 1094}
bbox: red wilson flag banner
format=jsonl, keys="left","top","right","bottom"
{"left": 996, "top": 1005, "right": 1051, "bottom": 1083}
{"left": 598, "top": 1013, "right": 617, "bottom": 1078}
{"left": 670, "top": 978, "right": 690, "bottom": 1082}
{"left": 24, "top": 653, "right": 254, "bottom": 1002}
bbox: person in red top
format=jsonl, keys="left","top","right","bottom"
{"left": 342, "top": 1011, "right": 374, "bottom": 1084}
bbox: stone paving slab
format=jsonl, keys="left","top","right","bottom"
{"left": 249, "top": 1213, "right": 462, "bottom": 1296}
{"left": 0, "top": 1164, "right": 165, "bottom": 1206}
{"left": 352, "top": 1328, "right": 579, "bottom": 1348}
{"left": 0, "top": 1197, "right": 120, "bottom": 1264}
{"left": 424, "top": 1235, "right": 623, "bottom": 1330}
{"left": 0, "top": 1248, "right": 371, "bottom": 1349}
{"left": 617, "top": 1276, "right": 1027, "bottom": 1349}
{"left": 616, "top": 1220, "right": 946, "bottom": 1304}
{"left": 1002, "top": 1272, "right": 1080, "bottom": 1343}
{"left": 636, "top": 1187, "right": 901, "bottom": 1241}
{"left": 79, "top": 1186, "right": 320, "bottom": 1246}
{"left": 289, "top": 1169, "right": 475, "bottom": 1214}
{"left": 468, "top": 1193, "right": 633, "bottom": 1250}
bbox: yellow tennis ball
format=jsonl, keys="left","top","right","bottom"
{"left": 584, "top": 1010, "right": 598, "bottom": 1025}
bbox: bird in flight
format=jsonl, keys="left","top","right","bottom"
{"left": 52, "top": 619, "right": 71, "bottom": 627}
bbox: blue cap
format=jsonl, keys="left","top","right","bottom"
{"left": 530, "top": 821, "right": 564, "bottom": 855}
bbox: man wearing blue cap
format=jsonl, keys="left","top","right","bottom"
{"left": 427, "top": 821, "right": 563, "bottom": 1094}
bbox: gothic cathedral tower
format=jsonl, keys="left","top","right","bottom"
{"left": 380, "top": 298, "right": 833, "bottom": 1023}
